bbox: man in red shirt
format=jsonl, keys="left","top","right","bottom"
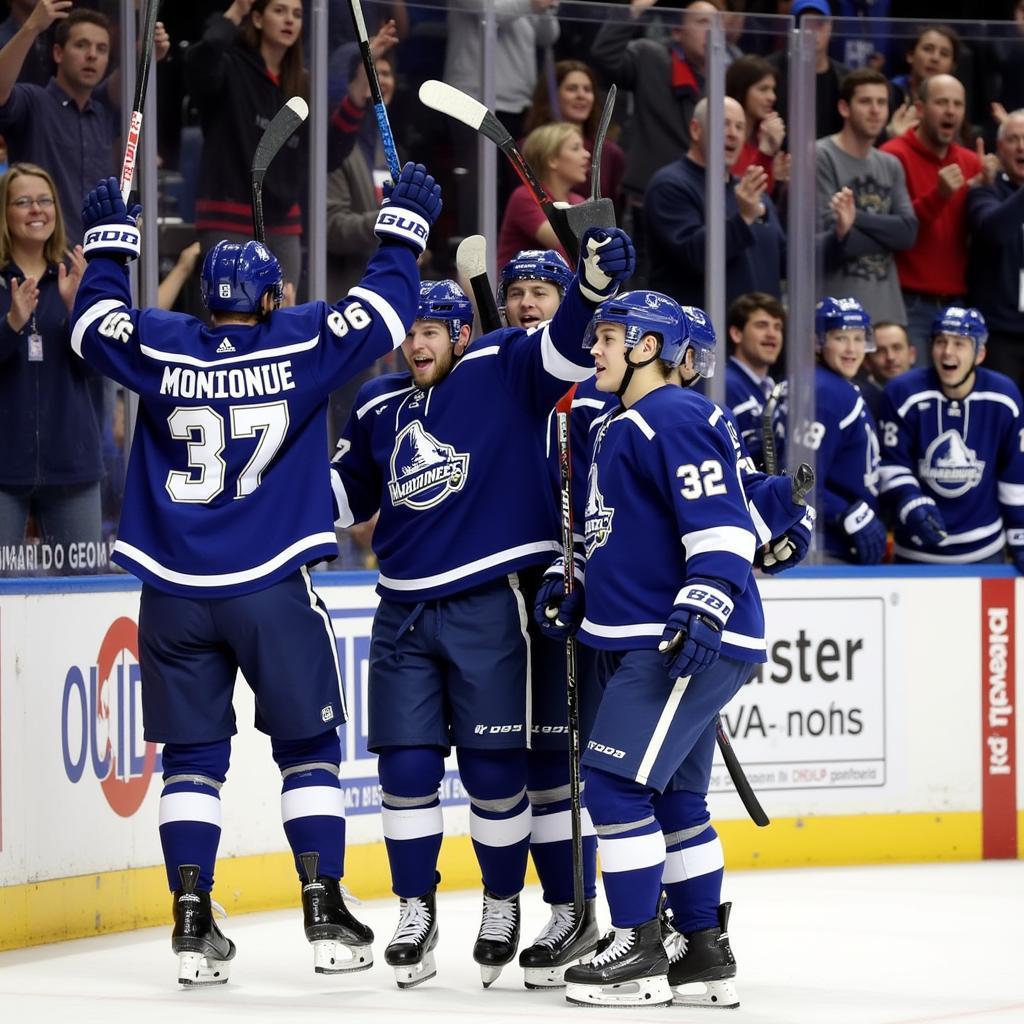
{"left": 880, "top": 74, "right": 996, "bottom": 352}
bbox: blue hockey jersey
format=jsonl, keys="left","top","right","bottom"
{"left": 578, "top": 385, "right": 766, "bottom": 663}
{"left": 329, "top": 279, "right": 598, "bottom": 601}
{"left": 70, "top": 244, "right": 418, "bottom": 597}
{"left": 725, "top": 357, "right": 785, "bottom": 470}
{"left": 877, "top": 367, "right": 1024, "bottom": 563}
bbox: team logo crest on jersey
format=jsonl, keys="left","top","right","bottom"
{"left": 584, "top": 464, "right": 614, "bottom": 556}
{"left": 919, "top": 429, "right": 985, "bottom": 497}
{"left": 387, "top": 421, "right": 470, "bottom": 510}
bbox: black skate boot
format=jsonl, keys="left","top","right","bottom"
{"left": 564, "top": 916, "right": 672, "bottom": 1007}
{"left": 666, "top": 902, "right": 739, "bottom": 1008}
{"left": 518, "top": 898, "right": 601, "bottom": 989}
{"left": 299, "top": 852, "right": 374, "bottom": 974}
{"left": 385, "top": 879, "right": 439, "bottom": 989}
{"left": 474, "top": 890, "right": 521, "bottom": 988}
{"left": 171, "top": 864, "right": 236, "bottom": 987}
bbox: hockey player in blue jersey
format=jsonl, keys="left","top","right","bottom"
{"left": 70, "top": 164, "right": 442, "bottom": 986}
{"left": 878, "top": 307, "right": 1024, "bottom": 567}
{"left": 329, "top": 228, "right": 636, "bottom": 989}
{"left": 532, "top": 292, "right": 772, "bottom": 1009}
{"left": 497, "top": 248, "right": 573, "bottom": 331}
{"left": 806, "top": 297, "right": 885, "bottom": 564}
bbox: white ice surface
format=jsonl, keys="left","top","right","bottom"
{"left": 2, "top": 861, "right": 1023, "bottom": 1024}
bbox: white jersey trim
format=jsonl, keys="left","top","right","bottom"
{"left": 747, "top": 498, "right": 772, "bottom": 546}
{"left": 572, "top": 397, "right": 607, "bottom": 411}
{"left": 140, "top": 334, "right": 320, "bottom": 367}
{"left": 331, "top": 469, "right": 355, "bottom": 528}
{"left": 838, "top": 395, "right": 865, "bottom": 431}
{"left": 998, "top": 481, "right": 1024, "bottom": 506}
{"left": 451, "top": 345, "right": 500, "bottom": 372}
{"left": 71, "top": 298, "right": 125, "bottom": 357}
{"left": 621, "top": 409, "right": 656, "bottom": 440}
{"left": 896, "top": 389, "right": 944, "bottom": 419}
{"left": 540, "top": 323, "right": 593, "bottom": 383}
{"left": 114, "top": 532, "right": 337, "bottom": 588}
{"left": 940, "top": 518, "right": 1003, "bottom": 545}
{"left": 967, "top": 390, "right": 1021, "bottom": 418}
{"left": 731, "top": 397, "right": 760, "bottom": 418}
{"left": 681, "top": 524, "right": 757, "bottom": 561}
{"left": 376, "top": 540, "right": 561, "bottom": 591}
{"left": 722, "top": 629, "right": 767, "bottom": 651}
{"left": 581, "top": 618, "right": 663, "bottom": 639}
{"left": 895, "top": 532, "right": 1006, "bottom": 563}
{"left": 348, "top": 285, "right": 406, "bottom": 349}
{"left": 356, "top": 384, "right": 417, "bottom": 420}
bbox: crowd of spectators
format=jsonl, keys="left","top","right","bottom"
{"left": 1, "top": 0, "right": 1024, "bottom": 574}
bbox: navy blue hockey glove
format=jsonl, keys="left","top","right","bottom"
{"left": 762, "top": 505, "right": 815, "bottom": 574}
{"left": 1009, "top": 529, "right": 1024, "bottom": 574}
{"left": 533, "top": 559, "right": 585, "bottom": 640}
{"left": 376, "top": 162, "right": 441, "bottom": 254}
{"left": 898, "top": 495, "right": 947, "bottom": 548}
{"left": 658, "top": 578, "right": 732, "bottom": 679}
{"left": 841, "top": 500, "right": 886, "bottom": 564}
{"left": 81, "top": 177, "right": 141, "bottom": 262}
{"left": 577, "top": 227, "right": 636, "bottom": 304}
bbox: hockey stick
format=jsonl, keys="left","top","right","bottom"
{"left": 346, "top": 0, "right": 401, "bottom": 180}
{"left": 119, "top": 0, "right": 161, "bottom": 202}
{"left": 715, "top": 713, "right": 770, "bottom": 827}
{"left": 418, "top": 79, "right": 581, "bottom": 262}
{"left": 251, "top": 97, "right": 309, "bottom": 244}
{"left": 456, "top": 235, "right": 503, "bottom": 335}
{"left": 561, "top": 85, "right": 618, "bottom": 243}
{"left": 555, "top": 386, "right": 586, "bottom": 924}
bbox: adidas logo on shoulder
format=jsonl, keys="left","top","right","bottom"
{"left": 216, "top": 338, "right": 236, "bottom": 354}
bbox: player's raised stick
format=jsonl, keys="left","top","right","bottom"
{"left": 455, "top": 235, "right": 502, "bottom": 334}
{"left": 251, "top": 97, "right": 309, "bottom": 244}
{"left": 347, "top": 0, "right": 401, "bottom": 180}
{"left": 119, "top": 0, "right": 161, "bottom": 202}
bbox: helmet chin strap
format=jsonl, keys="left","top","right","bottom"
{"left": 946, "top": 362, "right": 976, "bottom": 393}
{"left": 616, "top": 340, "right": 663, "bottom": 398}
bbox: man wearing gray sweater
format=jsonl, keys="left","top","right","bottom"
{"left": 816, "top": 68, "right": 918, "bottom": 326}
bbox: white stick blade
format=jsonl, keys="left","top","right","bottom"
{"left": 418, "top": 80, "right": 487, "bottom": 131}
{"left": 286, "top": 96, "right": 309, "bottom": 122}
{"left": 456, "top": 235, "right": 488, "bottom": 279}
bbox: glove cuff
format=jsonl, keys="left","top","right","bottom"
{"left": 375, "top": 206, "right": 429, "bottom": 253}
{"left": 673, "top": 578, "right": 734, "bottom": 629}
{"left": 544, "top": 555, "right": 585, "bottom": 585}
{"left": 83, "top": 222, "right": 141, "bottom": 261}
{"left": 843, "top": 501, "right": 877, "bottom": 535}
{"left": 898, "top": 494, "right": 936, "bottom": 524}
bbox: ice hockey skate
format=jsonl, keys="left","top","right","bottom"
{"left": 171, "top": 865, "right": 236, "bottom": 987}
{"left": 519, "top": 898, "right": 601, "bottom": 989}
{"left": 385, "top": 884, "right": 439, "bottom": 989}
{"left": 564, "top": 916, "right": 672, "bottom": 1007}
{"left": 666, "top": 902, "right": 740, "bottom": 1008}
{"left": 299, "top": 853, "right": 374, "bottom": 974}
{"left": 474, "top": 890, "right": 521, "bottom": 987}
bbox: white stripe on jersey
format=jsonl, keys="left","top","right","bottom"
{"left": 722, "top": 629, "right": 767, "bottom": 652}
{"left": 878, "top": 466, "right": 918, "bottom": 492}
{"left": 376, "top": 539, "right": 560, "bottom": 591}
{"left": 998, "top": 481, "right": 1024, "bottom": 505}
{"left": 572, "top": 397, "right": 607, "bottom": 410}
{"left": 581, "top": 618, "right": 663, "bottom": 639}
{"left": 681, "top": 524, "right": 757, "bottom": 561}
{"left": 540, "top": 323, "right": 594, "bottom": 382}
{"left": 896, "top": 389, "right": 944, "bottom": 419}
{"left": 731, "top": 397, "right": 760, "bottom": 418}
{"left": 450, "top": 345, "right": 500, "bottom": 372}
{"left": 349, "top": 285, "right": 407, "bottom": 349}
{"left": 356, "top": 385, "right": 417, "bottom": 419}
{"left": 967, "top": 391, "right": 1021, "bottom": 418}
{"left": 589, "top": 410, "right": 614, "bottom": 434}
{"left": 941, "top": 517, "right": 1003, "bottom": 545}
{"left": 895, "top": 532, "right": 1006, "bottom": 563}
{"left": 71, "top": 298, "right": 125, "bottom": 356}
{"left": 114, "top": 532, "right": 337, "bottom": 588}
{"left": 621, "top": 409, "right": 656, "bottom": 440}
{"left": 331, "top": 470, "right": 355, "bottom": 528}
{"left": 747, "top": 498, "right": 772, "bottom": 545}
{"left": 140, "top": 334, "right": 320, "bottom": 367}
{"left": 838, "top": 395, "right": 865, "bottom": 430}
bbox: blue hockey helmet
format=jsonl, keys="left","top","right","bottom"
{"left": 497, "top": 249, "right": 573, "bottom": 308}
{"left": 584, "top": 291, "right": 716, "bottom": 375}
{"left": 201, "top": 240, "right": 283, "bottom": 313}
{"left": 814, "top": 296, "right": 875, "bottom": 352}
{"left": 931, "top": 306, "right": 988, "bottom": 350}
{"left": 416, "top": 280, "right": 474, "bottom": 344}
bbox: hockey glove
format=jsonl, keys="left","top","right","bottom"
{"left": 658, "top": 578, "right": 732, "bottom": 679}
{"left": 842, "top": 500, "right": 886, "bottom": 564}
{"left": 577, "top": 227, "right": 636, "bottom": 304}
{"left": 898, "top": 495, "right": 947, "bottom": 548}
{"left": 376, "top": 162, "right": 441, "bottom": 254}
{"left": 533, "top": 558, "right": 585, "bottom": 640}
{"left": 81, "top": 177, "right": 141, "bottom": 262}
{"left": 761, "top": 505, "right": 815, "bottom": 574}
{"left": 1008, "top": 529, "right": 1024, "bottom": 574}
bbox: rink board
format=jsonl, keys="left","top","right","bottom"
{"left": 0, "top": 568, "right": 1019, "bottom": 949}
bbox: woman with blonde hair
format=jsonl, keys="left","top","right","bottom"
{"left": 0, "top": 162, "right": 100, "bottom": 554}
{"left": 497, "top": 122, "right": 590, "bottom": 267}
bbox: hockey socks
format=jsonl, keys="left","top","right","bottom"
{"left": 273, "top": 730, "right": 347, "bottom": 881}
{"left": 656, "top": 789, "right": 724, "bottom": 934}
{"left": 585, "top": 767, "right": 666, "bottom": 928}
{"left": 527, "top": 748, "right": 597, "bottom": 904}
{"left": 378, "top": 746, "right": 445, "bottom": 897}
{"left": 159, "top": 740, "right": 229, "bottom": 892}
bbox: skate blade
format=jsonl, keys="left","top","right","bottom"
{"left": 523, "top": 949, "right": 597, "bottom": 989}
{"left": 671, "top": 977, "right": 740, "bottom": 1009}
{"left": 480, "top": 962, "right": 508, "bottom": 988}
{"left": 177, "top": 951, "right": 231, "bottom": 987}
{"left": 313, "top": 939, "right": 373, "bottom": 974}
{"left": 392, "top": 950, "right": 437, "bottom": 989}
{"left": 566, "top": 974, "right": 673, "bottom": 1007}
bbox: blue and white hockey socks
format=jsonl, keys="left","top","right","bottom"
{"left": 378, "top": 746, "right": 445, "bottom": 898}
{"left": 158, "top": 739, "right": 230, "bottom": 892}
{"left": 272, "top": 730, "right": 346, "bottom": 881}
{"left": 459, "top": 747, "right": 531, "bottom": 899}
{"left": 585, "top": 767, "right": 666, "bottom": 928}
{"left": 527, "top": 749, "right": 597, "bottom": 904}
{"left": 656, "top": 788, "right": 724, "bottom": 933}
